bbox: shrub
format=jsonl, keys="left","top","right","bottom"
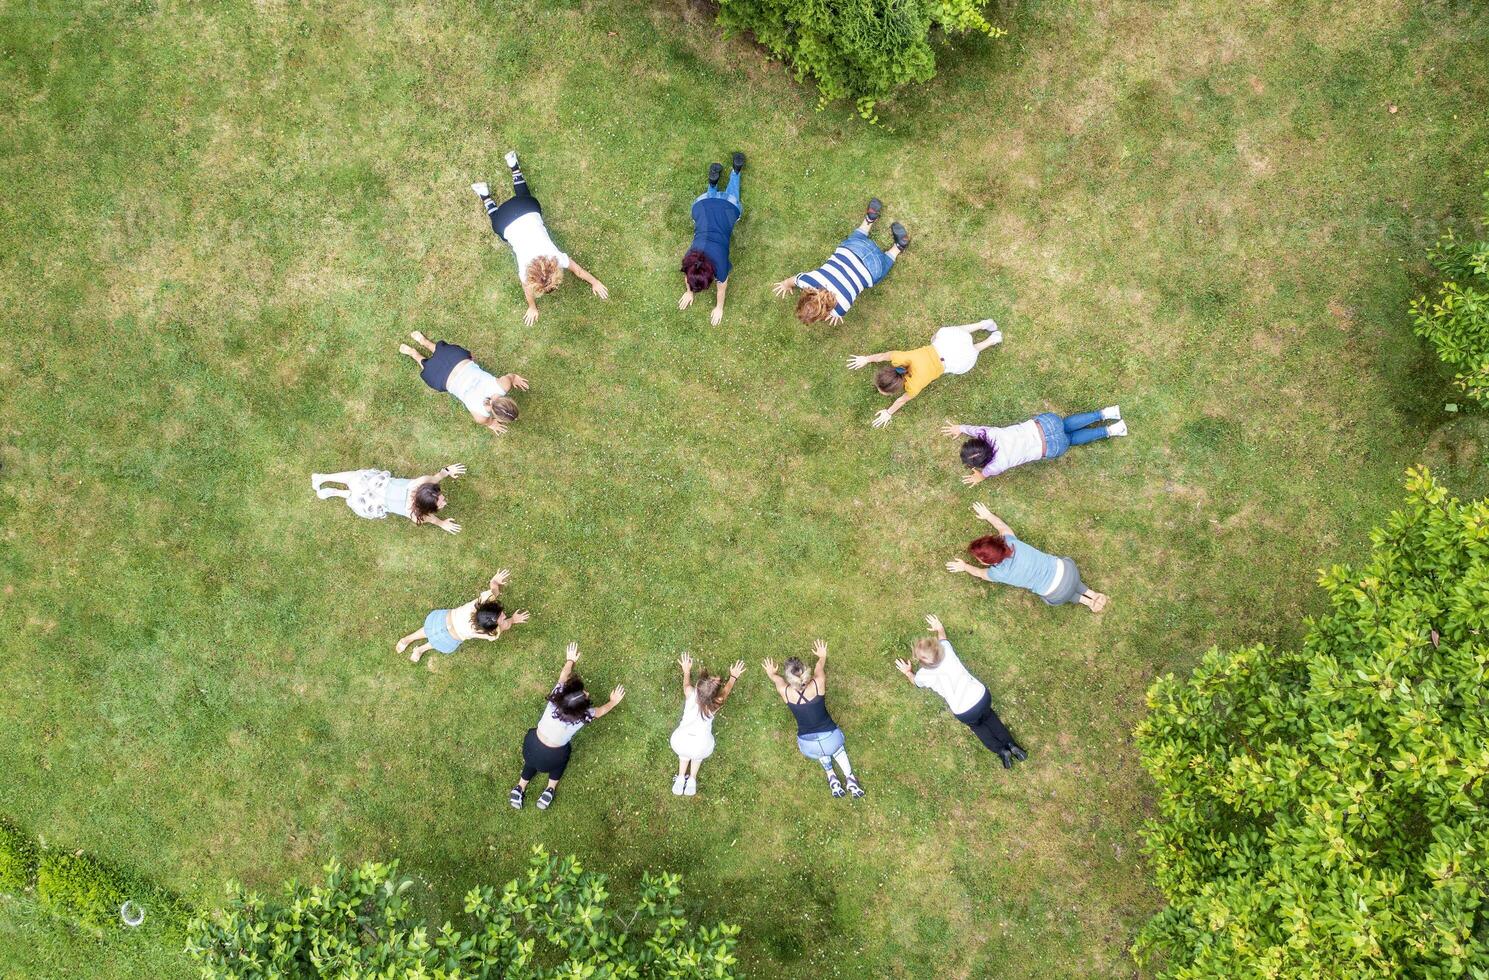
{"left": 187, "top": 844, "right": 740, "bottom": 977}
{"left": 1412, "top": 173, "right": 1489, "bottom": 404}
{"left": 35, "top": 850, "right": 132, "bottom": 930}
{"left": 1132, "top": 467, "right": 1489, "bottom": 977}
{"left": 717, "top": 0, "right": 1003, "bottom": 120}
{"left": 0, "top": 818, "right": 39, "bottom": 895}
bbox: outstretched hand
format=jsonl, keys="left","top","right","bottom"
{"left": 729, "top": 659, "right": 746, "bottom": 679}
{"left": 509, "top": 609, "right": 531, "bottom": 626}
{"left": 946, "top": 559, "right": 976, "bottom": 575}
{"left": 444, "top": 463, "right": 467, "bottom": 478}
{"left": 609, "top": 685, "right": 626, "bottom": 704}
{"left": 894, "top": 658, "right": 916, "bottom": 678}
{"left": 566, "top": 641, "right": 581, "bottom": 663}
{"left": 523, "top": 306, "right": 539, "bottom": 327}
{"left": 772, "top": 279, "right": 795, "bottom": 298}
{"left": 487, "top": 419, "right": 509, "bottom": 436}
{"left": 847, "top": 355, "right": 871, "bottom": 370}
{"left": 678, "top": 290, "right": 695, "bottom": 310}
{"left": 961, "top": 471, "right": 986, "bottom": 486}
{"left": 827, "top": 312, "right": 843, "bottom": 326}
{"left": 941, "top": 420, "right": 963, "bottom": 437}
{"left": 491, "top": 569, "right": 512, "bottom": 589}
{"left": 871, "top": 410, "right": 894, "bottom": 429}
{"left": 761, "top": 656, "right": 778, "bottom": 674}
{"left": 441, "top": 520, "right": 462, "bottom": 535}
{"left": 678, "top": 652, "right": 693, "bottom": 670}
{"left": 924, "top": 614, "right": 945, "bottom": 636}
{"left": 812, "top": 639, "right": 828, "bottom": 659}
{"left": 710, "top": 306, "right": 724, "bottom": 327}
{"left": 509, "top": 374, "right": 531, "bottom": 391}
{"left": 972, "top": 502, "right": 996, "bottom": 524}
{"left": 592, "top": 281, "right": 610, "bottom": 300}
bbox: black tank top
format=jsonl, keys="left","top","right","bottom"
{"left": 787, "top": 682, "right": 836, "bottom": 735}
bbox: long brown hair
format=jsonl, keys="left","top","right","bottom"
{"left": 695, "top": 672, "right": 724, "bottom": 719}
{"left": 795, "top": 287, "right": 837, "bottom": 324}
{"left": 527, "top": 256, "right": 563, "bottom": 294}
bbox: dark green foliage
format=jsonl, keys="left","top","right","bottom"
{"left": 0, "top": 819, "right": 38, "bottom": 895}
{"left": 716, "top": 0, "right": 1003, "bottom": 118}
{"left": 186, "top": 846, "right": 740, "bottom": 978}
{"left": 1413, "top": 173, "right": 1489, "bottom": 404}
{"left": 1134, "top": 468, "right": 1489, "bottom": 977}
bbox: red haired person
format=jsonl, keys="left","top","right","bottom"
{"left": 678, "top": 153, "right": 744, "bottom": 326}
{"left": 946, "top": 503, "right": 1109, "bottom": 612}
{"left": 943, "top": 406, "right": 1126, "bottom": 483}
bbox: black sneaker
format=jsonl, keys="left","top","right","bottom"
{"left": 997, "top": 749, "right": 1014, "bottom": 769}
{"left": 536, "top": 787, "right": 556, "bottom": 810}
{"left": 508, "top": 786, "right": 524, "bottom": 809}
{"left": 827, "top": 772, "right": 846, "bottom": 798}
{"left": 1009, "top": 745, "right": 1028, "bottom": 762}
{"left": 708, "top": 162, "right": 723, "bottom": 188}
{"left": 865, "top": 197, "right": 883, "bottom": 223}
{"left": 890, "top": 222, "right": 910, "bottom": 249}
{"left": 846, "top": 774, "right": 865, "bottom": 798}
{"left": 732, "top": 151, "right": 745, "bottom": 172}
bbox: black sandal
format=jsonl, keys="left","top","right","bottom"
{"left": 890, "top": 222, "right": 910, "bottom": 250}
{"left": 865, "top": 197, "right": 883, "bottom": 223}
{"left": 536, "top": 787, "right": 556, "bottom": 810}
{"left": 508, "top": 786, "right": 524, "bottom": 809}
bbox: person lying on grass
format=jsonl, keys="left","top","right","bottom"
{"left": 761, "top": 640, "right": 864, "bottom": 799}
{"left": 399, "top": 331, "right": 528, "bottom": 436}
{"left": 947, "top": 503, "right": 1109, "bottom": 613}
{"left": 894, "top": 615, "right": 1028, "bottom": 770}
{"left": 311, "top": 464, "right": 465, "bottom": 533}
{"left": 471, "top": 149, "right": 609, "bottom": 326}
{"left": 510, "top": 642, "right": 625, "bottom": 812}
{"left": 942, "top": 405, "right": 1127, "bottom": 483}
{"left": 848, "top": 319, "right": 1003, "bottom": 428}
{"left": 668, "top": 653, "right": 745, "bottom": 798}
{"left": 395, "top": 569, "right": 529, "bottom": 665}
{"left": 772, "top": 198, "right": 909, "bottom": 325}
{"left": 678, "top": 152, "right": 745, "bottom": 327}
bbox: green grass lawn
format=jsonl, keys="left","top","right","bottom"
{"left": 3, "top": 0, "right": 1488, "bottom": 976}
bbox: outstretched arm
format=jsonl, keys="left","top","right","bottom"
{"left": 567, "top": 260, "right": 609, "bottom": 299}
{"left": 772, "top": 276, "right": 798, "bottom": 297}
{"left": 872, "top": 394, "right": 912, "bottom": 428}
{"left": 557, "top": 641, "right": 580, "bottom": 683}
{"left": 522, "top": 281, "right": 539, "bottom": 326}
{"left": 760, "top": 657, "right": 790, "bottom": 700}
{"left": 677, "top": 652, "right": 693, "bottom": 694}
{"left": 498, "top": 373, "right": 530, "bottom": 393}
{"left": 716, "top": 660, "right": 747, "bottom": 707}
{"left": 591, "top": 685, "right": 626, "bottom": 719}
{"left": 711, "top": 280, "right": 728, "bottom": 326}
{"left": 972, "top": 502, "right": 1014, "bottom": 536}
{"left": 846, "top": 352, "right": 893, "bottom": 370}
{"left": 924, "top": 614, "right": 947, "bottom": 641}
{"left": 812, "top": 639, "right": 828, "bottom": 689}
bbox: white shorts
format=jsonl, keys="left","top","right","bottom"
{"left": 670, "top": 728, "right": 715, "bottom": 761}
{"left": 931, "top": 327, "right": 979, "bottom": 375}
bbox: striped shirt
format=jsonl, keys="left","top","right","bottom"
{"left": 797, "top": 246, "right": 875, "bottom": 317}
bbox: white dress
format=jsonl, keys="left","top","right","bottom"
{"left": 931, "top": 326, "right": 979, "bottom": 375}
{"left": 669, "top": 693, "right": 717, "bottom": 760}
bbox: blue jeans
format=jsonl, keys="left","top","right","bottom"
{"left": 841, "top": 230, "right": 894, "bottom": 284}
{"left": 694, "top": 169, "right": 741, "bottom": 213}
{"left": 1036, "top": 411, "right": 1113, "bottom": 458}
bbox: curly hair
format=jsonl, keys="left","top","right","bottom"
{"left": 526, "top": 256, "right": 563, "bottom": 294}
{"left": 795, "top": 287, "right": 838, "bottom": 324}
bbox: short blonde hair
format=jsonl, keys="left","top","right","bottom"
{"left": 526, "top": 256, "right": 563, "bottom": 294}
{"left": 795, "top": 287, "right": 837, "bottom": 324}
{"left": 912, "top": 636, "right": 943, "bottom": 666}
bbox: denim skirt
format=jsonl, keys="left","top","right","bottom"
{"left": 423, "top": 609, "right": 461, "bottom": 654}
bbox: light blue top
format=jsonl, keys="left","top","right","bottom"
{"left": 983, "top": 534, "right": 1060, "bottom": 596}
{"left": 382, "top": 477, "right": 414, "bottom": 520}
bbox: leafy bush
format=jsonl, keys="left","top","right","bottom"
{"left": 35, "top": 850, "right": 132, "bottom": 930}
{"left": 1133, "top": 467, "right": 1489, "bottom": 977}
{"left": 0, "top": 818, "right": 39, "bottom": 895}
{"left": 1412, "top": 173, "right": 1489, "bottom": 404}
{"left": 186, "top": 844, "right": 740, "bottom": 978}
{"left": 717, "top": 0, "right": 1003, "bottom": 119}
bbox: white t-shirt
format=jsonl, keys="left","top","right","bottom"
{"left": 914, "top": 639, "right": 987, "bottom": 715}
{"left": 536, "top": 686, "right": 588, "bottom": 746}
{"left": 505, "top": 211, "right": 571, "bottom": 282}
{"left": 961, "top": 420, "right": 1045, "bottom": 477}
{"left": 446, "top": 362, "right": 507, "bottom": 417}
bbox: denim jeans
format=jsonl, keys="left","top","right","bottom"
{"left": 694, "top": 169, "right": 741, "bottom": 214}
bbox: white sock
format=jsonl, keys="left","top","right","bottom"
{"left": 832, "top": 749, "right": 854, "bottom": 778}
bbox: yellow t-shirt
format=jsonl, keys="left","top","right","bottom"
{"left": 889, "top": 346, "right": 944, "bottom": 399}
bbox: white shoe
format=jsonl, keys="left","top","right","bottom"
{"left": 987, "top": 329, "right": 1003, "bottom": 345}
{"left": 504, "top": 150, "right": 518, "bottom": 168}
{"left": 683, "top": 776, "right": 697, "bottom": 797}
{"left": 1101, "top": 405, "right": 1121, "bottom": 420}
{"left": 671, "top": 774, "right": 687, "bottom": 796}
{"left": 1107, "top": 420, "right": 1128, "bottom": 437}
{"left": 310, "top": 473, "right": 324, "bottom": 490}
{"left": 470, "top": 181, "right": 489, "bottom": 198}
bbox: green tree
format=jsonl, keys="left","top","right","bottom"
{"left": 717, "top": 0, "right": 1003, "bottom": 120}
{"left": 185, "top": 845, "right": 739, "bottom": 978}
{"left": 1413, "top": 172, "right": 1489, "bottom": 405}
{"left": 1133, "top": 467, "right": 1489, "bottom": 978}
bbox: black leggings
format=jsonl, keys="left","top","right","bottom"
{"left": 484, "top": 163, "right": 541, "bottom": 240}
{"left": 953, "top": 689, "right": 1015, "bottom": 754}
{"left": 520, "top": 728, "right": 572, "bottom": 781}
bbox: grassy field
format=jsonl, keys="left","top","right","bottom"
{"left": 3, "top": 0, "right": 1488, "bottom": 976}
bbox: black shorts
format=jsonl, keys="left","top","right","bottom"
{"left": 521, "top": 728, "right": 573, "bottom": 779}
{"left": 419, "top": 340, "right": 472, "bottom": 392}
{"left": 492, "top": 195, "right": 542, "bottom": 240}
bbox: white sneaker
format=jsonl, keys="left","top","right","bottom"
{"left": 1101, "top": 405, "right": 1121, "bottom": 420}
{"left": 683, "top": 776, "right": 697, "bottom": 797}
{"left": 987, "top": 329, "right": 1003, "bottom": 345}
{"left": 1107, "top": 420, "right": 1128, "bottom": 437}
{"left": 671, "top": 774, "right": 687, "bottom": 796}
{"left": 504, "top": 150, "right": 519, "bottom": 169}
{"left": 470, "top": 181, "right": 489, "bottom": 198}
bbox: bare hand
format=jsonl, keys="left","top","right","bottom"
{"left": 872, "top": 410, "right": 894, "bottom": 429}
{"left": 812, "top": 639, "right": 827, "bottom": 659}
{"left": 729, "top": 659, "right": 746, "bottom": 679}
{"left": 509, "top": 610, "right": 531, "bottom": 626}
{"left": 441, "top": 520, "right": 462, "bottom": 535}
{"left": 609, "top": 685, "right": 626, "bottom": 703}
{"left": 972, "top": 502, "right": 996, "bottom": 523}
{"left": 946, "top": 559, "right": 974, "bottom": 575}
{"left": 961, "top": 471, "right": 985, "bottom": 486}
{"left": 487, "top": 419, "right": 509, "bottom": 436}
{"left": 772, "top": 279, "right": 795, "bottom": 298}
{"left": 491, "top": 569, "right": 511, "bottom": 589}
{"left": 847, "top": 355, "right": 871, "bottom": 370}
{"left": 924, "top": 614, "right": 945, "bottom": 636}
{"left": 523, "top": 306, "right": 539, "bottom": 327}
{"left": 566, "top": 642, "right": 580, "bottom": 663}
{"left": 444, "top": 463, "right": 467, "bottom": 478}
{"left": 509, "top": 374, "right": 531, "bottom": 391}
{"left": 678, "top": 290, "right": 695, "bottom": 310}
{"left": 710, "top": 306, "right": 723, "bottom": 327}
{"left": 592, "top": 281, "right": 609, "bottom": 300}
{"left": 827, "top": 312, "right": 843, "bottom": 326}
{"left": 761, "top": 656, "right": 777, "bottom": 674}
{"left": 678, "top": 652, "right": 693, "bottom": 670}
{"left": 894, "top": 658, "right": 915, "bottom": 677}
{"left": 941, "top": 420, "right": 963, "bottom": 437}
